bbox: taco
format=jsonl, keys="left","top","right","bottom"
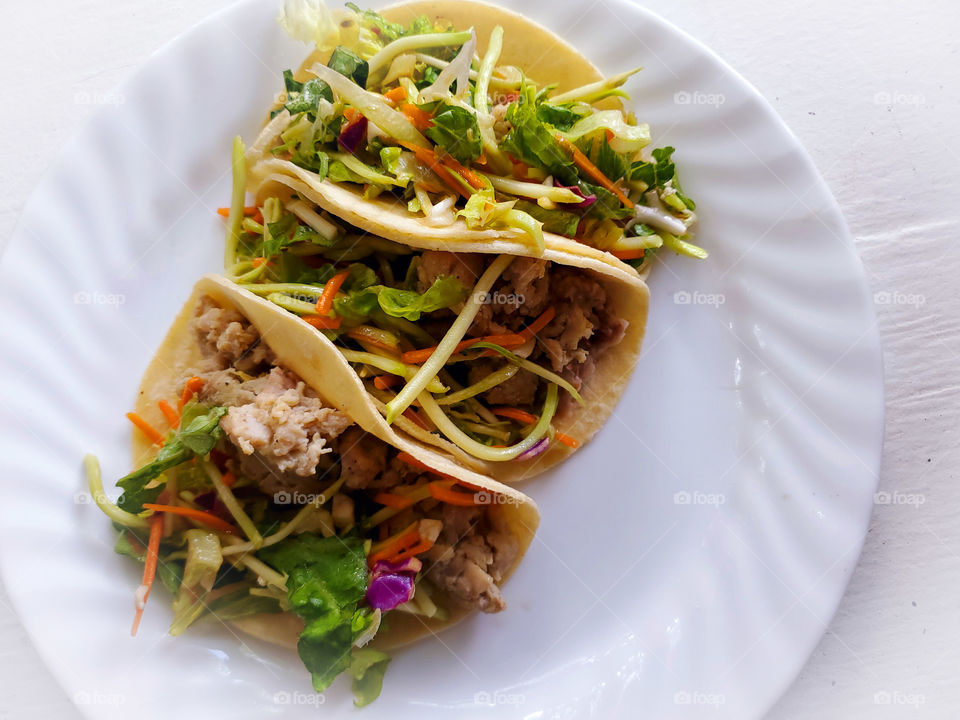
{"left": 219, "top": 176, "right": 650, "bottom": 482}
{"left": 243, "top": 0, "right": 705, "bottom": 278}
{"left": 87, "top": 274, "right": 538, "bottom": 704}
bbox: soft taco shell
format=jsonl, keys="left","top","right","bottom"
{"left": 246, "top": 0, "right": 642, "bottom": 279}
{"left": 131, "top": 274, "right": 539, "bottom": 649}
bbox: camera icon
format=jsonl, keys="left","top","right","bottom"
{"left": 674, "top": 91, "right": 691, "bottom": 105}
{"left": 673, "top": 491, "right": 691, "bottom": 505}
{"left": 274, "top": 491, "right": 292, "bottom": 505}
{"left": 673, "top": 291, "right": 691, "bottom": 305}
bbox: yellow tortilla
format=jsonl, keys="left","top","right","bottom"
{"left": 131, "top": 274, "right": 539, "bottom": 649}
{"left": 240, "top": 0, "right": 652, "bottom": 483}
{"left": 249, "top": 0, "right": 639, "bottom": 275}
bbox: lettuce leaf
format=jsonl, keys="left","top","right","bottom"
{"left": 513, "top": 200, "right": 581, "bottom": 237}
{"left": 581, "top": 182, "right": 633, "bottom": 220}
{"left": 562, "top": 109, "right": 650, "bottom": 155}
{"left": 116, "top": 404, "right": 227, "bottom": 512}
{"left": 258, "top": 535, "right": 369, "bottom": 693}
{"left": 334, "top": 275, "right": 466, "bottom": 323}
{"left": 424, "top": 104, "right": 482, "bottom": 164}
{"left": 349, "top": 648, "right": 391, "bottom": 707}
{"left": 595, "top": 137, "right": 628, "bottom": 181}
{"left": 328, "top": 46, "right": 369, "bottom": 88}
{"left": 501, "top": 100, "right": 578, "bottom": 185}
{"left": 377, "top": 275, "right": 467, "bottom": 320}
{"left": 283, "top": 73, "right": 334, "bottom": 118}
{"left": 630, "top": 146, "right": 696, "bottom": 209}
{"left": 535, "top": 103, "right": 587, "bottom": 131}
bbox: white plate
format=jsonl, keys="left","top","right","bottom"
{"left": 0, "top": 0, "right": 883, "bottom": 718}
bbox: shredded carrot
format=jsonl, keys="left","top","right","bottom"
{"left": 316, "top": 270, "right": 349, "bottom": 316}
{"left": 372, "top": 491, "right": 415, "bottom": 510}
{"left": 384, "top": 86, "right": 407, "bottom": 104}
{"left": 304, "top": 315, "right": 343, "bottom": 330}
{"left": 368, "top": 522, "right": 420, "bottom": 567}
{"left": 220, "top": 471, "right": 237, "bottom": 488}
{"left": 554, "top": 431, "right": 580, "bottom": 449}
{"left": 511, "top": 160, "right": 530, "bottom": 181}
{"left": 402, "top": 408, "right": 429, "bottom": 430}
{"left": 438, "top": 153, "right": 486, "bottom": 191}
{"left": 611, "top": 248, "right": 645, "bottom": 260}
{"left": 141, "top": 504, "right": 240, "bottom": 535}
{"left": 252, "top": 257, "right": 268, "bottom": 268}
{"left": 400, "top": 332, "right": 527, "bottom": 365}
{"left": 401, "top": 337, "right": 480, "bottom": 364}
{"left": 396, "top": 452, "right": 455, "bottom": 480}
{"left": 343, "top": 107, "right": 359, "bottom": 123}
{"left": 399, "top": 103, "right": 434, "bottom": 131}
{"left": 491, "top": 407, "right": 538, "bottom": 425}
{"left": 131, "top": 513, "right": 164, "bottom": 636}
{"left": 157, "top": 400, "right": 180, "bottom": 429}
{"left": 554, "top": 132, "right": 634, "bottom": 209}
{"left": 252, "top": 210, "right": 264, "bottom": 225}
{"left": 388, "top": 538, "right": 435, "bottom": 563}
{"left": 491, "top": 407, "right": 579, "bottom": 448}
{"left": 126, "top": 413, "right": 165, "bottom": 446}
{"left": 217, "top": 206, "right": 258, "bottom": 217}
{"left": 178, "top": 377, "right": 204, "bottom": 411}
{"left": 428, "top": 480, "right": 483, "bottom": 506}
{"left": 518, "top": 306, "right": 556, "bottom": 339}
{"left": 398, "top": 141, "right": 469, "bottom": 198}
{"left": 374, "top": 375, "right": 402, "bottom": 390}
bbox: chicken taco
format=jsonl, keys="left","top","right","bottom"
{"left": 220, "top": 178, "right": 649, "bottom": 482}
{"left": 243, "top": 0, "right": 705, "bottom": 277}
{"left": 86, "top": 274, "right": 538, "bottom": 704}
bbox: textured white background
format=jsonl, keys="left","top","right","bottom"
{"left": 1, "top": 1, "right": 956, "bottom": 718}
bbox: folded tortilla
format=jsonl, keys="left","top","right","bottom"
{"left": 131, "top": 274, "right": 539, "bottom": 649}
{"left": 245, "top": 0, "right": 643, "bottom": 278}
{"left": 237, "top": 0, "right": 651, "bottom": 483}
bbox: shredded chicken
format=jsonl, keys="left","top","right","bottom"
{"left": 216, "top": 367, "right": 352, "bottom": 475}
{"left": 336, "top": 425, "right": 389, "bottom": 489}
{"left": 194, "top": 296, "right": 274, "bottom": 373}
{"left": 468, "top": 363, "right": 539, "bottom": 406}
{"left": 424, "top": 505, "right": 518, "bottom": 613}
{"left": 417, "top": 250, "right": 484, "bottom": 294}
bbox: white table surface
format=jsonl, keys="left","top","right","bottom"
{"left": 1, "top": 1, "right": 956, "bottom": 718}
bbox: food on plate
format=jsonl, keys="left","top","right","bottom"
{"left": 245, "top": 0, "right": 705, "bottom": 274}
{"left": 87, "top": 274, "right": 538, "bottom": 704}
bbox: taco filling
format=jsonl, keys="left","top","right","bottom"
{"left": 88, "top": 295, "right": 529, "bottom": 704}
{"left": 237, "top": 2, "right": 704, "bottom": 270}
{"left": 223, "top": 192, "right": 629, "bottom": 465}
